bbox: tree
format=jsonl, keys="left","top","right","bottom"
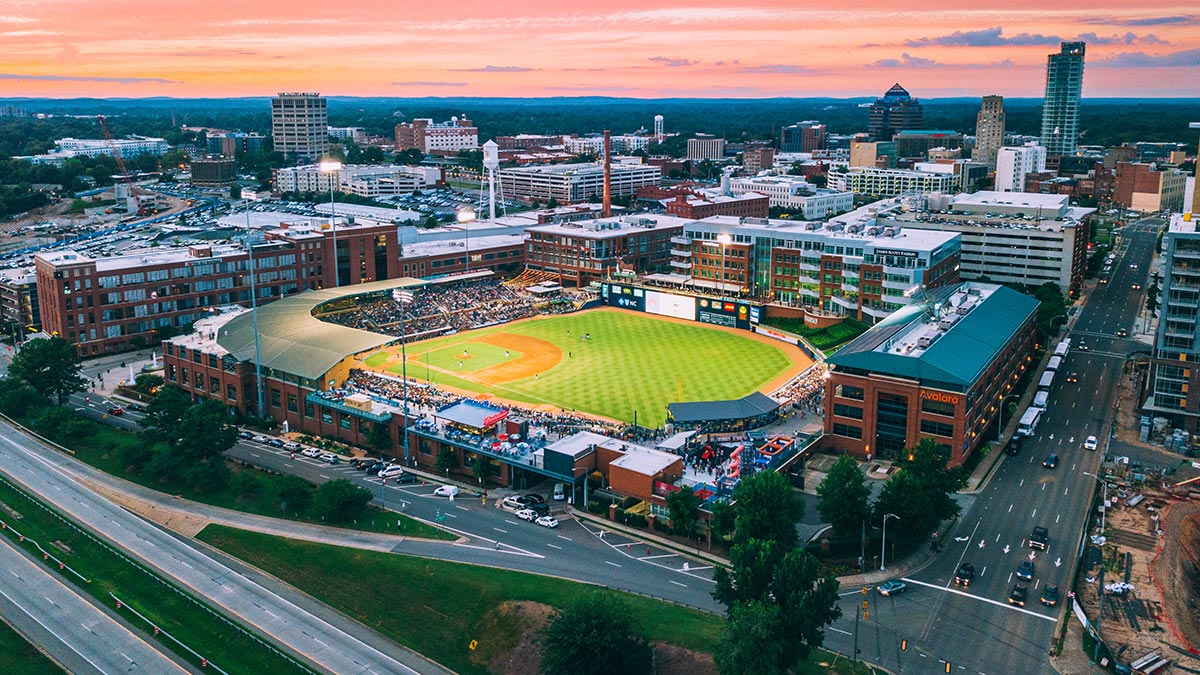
{"left": 312, "top": 479, "right": 373, "bottom": 522}
{"left": 538, "top": 593, "right": 652, "bottom": 675}
{"left": 174, "top": 399, "right": 238, "bottom": 490}
{"left": 816, "top": 454, "right": 870, "bottom": 538}
{"left": 710, "top": 500, "right": 736, "bottom": 543}
{"left": 712, "top": 538, "right": 842, "bottom": 675}
{"left": 275, "top": 475, "right": 314, "bottom": 514}
{"left": 732, "top": 471, "right": 804, "bottom": 549}
{"left": 132, "top": 372, "right": 164, "bottom": 395}
{"left": 436, "top": 447, "right": 456, "bottom": 475}
{"left": 872, "top": 438, "right": 964, "bottom": 544}
{"left": 0, "top": 379, "right": 41, "bottom": 417}
{"left": 139, "top": 384, "right": 192, "bottom": 441}
{"left": 666, "top": 485, "right": 701, "bottom": 537}
{"left": 7, "top": 336, "right": 86, "bottom": 405}
{"left": 472, "top": 456, "right": 497, "bottom": 485}
{"left": 367, "top": 422, "right": 392, "bottom": 456}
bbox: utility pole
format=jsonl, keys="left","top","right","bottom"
{"left": 1094, "top": 564, "right": 1105, "bottom": 662}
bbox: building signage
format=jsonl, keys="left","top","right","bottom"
{"left": 920, "top": 390, "right": 959, "bottom": 405}
{"left": 874, "top": 248, "right": 918, "bottom": 258}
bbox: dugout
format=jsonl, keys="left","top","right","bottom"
{"left": 667, "top": 392, "right": 781, "bottom": 432}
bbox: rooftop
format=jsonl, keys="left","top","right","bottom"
{"left": 690, "top": 215, "right": 959, "bottom": 254}
{"left": 165, "top": 307, "right": 247, "bottom": 356}
{"left": 829, "top": 282, "right": 1039, "bottom": 390}
{"left": 611, "top": 446, "right": 681, "bottom": 475}
{"left": 399, "top": 233, "right": 526, "bottom": 260}
{"left": 526, "top": 214, "right": 690, "bottom": 237}
{"left": 498, "top": 162, "right": 659, "bottom": 177}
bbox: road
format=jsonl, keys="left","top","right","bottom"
{"left": 0, "top": 534, "right": 191, "bottom": 675}
{"left": 816, "top": 218, "right": 1162, "bottom": 674}
{"left": 0, "top": 420, "right": 454, "bottom": 675}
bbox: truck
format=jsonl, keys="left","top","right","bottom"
{"left": 1017, "top": 407, "right": 1042, "bottom": 436}
{"left": 1029, "top": 526, "right": 1049, "bottom": 550}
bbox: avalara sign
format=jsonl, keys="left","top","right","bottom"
{"left": 920, "top": 390, "right": 959, "bottom": 405}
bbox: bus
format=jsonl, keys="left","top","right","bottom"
{"left": 1033, "top": 391, "right": 1050, "bottom": 408}
{"left": 1053, "top": 339, "right": 1071, "bottom": 357}
{"left": 1017, "top": 407, "right": 1042, "bottom": 436}
{"left": 1047, "top": 356, "right": 1062, "bottom": 372}
{"left": 1038, "top": 371, "right": 1055, "bottom": 390}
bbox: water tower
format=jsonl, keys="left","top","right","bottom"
{"left": 654, "top": 115, "right": 664, "bottom": 143}
{"left": 482, "top": 140, "right": 500, "bottom": 221}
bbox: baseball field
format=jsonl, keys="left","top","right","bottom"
{"left": 359, "top": 307, "right": 811, "bottom": 427}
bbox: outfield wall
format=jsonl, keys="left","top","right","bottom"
{"left": 601, "top": 282, "right": 760, "bottom": 330}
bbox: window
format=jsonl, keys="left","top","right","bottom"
{"left": 270, "top": 388, "right": 281, "bottom": 408}
{"left": 920, "top": 420, "right": 955, "bottom": 438}
{"left": 832, "top": 423, "right": 863, "bottom": 439}
{"left": 287, "top": 394, "right": 298, "bottom": 413}
{"left": 340, "top": 414, "right": 351, "bottom": 430}
{"left": 836, "top": 385, "right": 865, "bottom": 401}
{"left": 226, "top": 384, "right": 237, "bottom": 401}
{"left": 921, "top": 398, "right": 955, "bottom": 417}
{"left": 833, "top": 403, "right": 864, "bottom": 420}
{"left": 875, "top": 392, "right": 909, "bottom": 460}
{"left": 305, "top": 402, "right": 315, "bottom": 418}
{"left": 321, "top": 411, "right": 333, "bottom": 425}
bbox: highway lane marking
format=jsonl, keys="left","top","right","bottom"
{"left": 546, "top": 543, "right": 562, "bottom": 550}
{"left": 830, "top": 626, "right": 852, "bottom": 636}
{"left": 250, "top": 452, "right": 261, "bottom": 457}
{"left": 640, "top": 553, "right": 679, "bottom": 560}
{"left": 1042, "top": 484, "right": 1046, "bottom": 491}
{"left": 1019, "top": 479, "right": 1024, "bottom": 486}
{"left": 1032, "top": 509, "right": 1037, "bottom": 518}
{"left": 605, "top": 561, "right": 622, "bottom": 568}
{"left": 1064, "top": 487, "right": 1069, "bottom": 495}
{"left": 1056, "top": 514, "right": 1061, "bottom": 524}
{"left": 670, "top": 580, "right": 688, "bottom": 588}
{"left": 557, "top": 535, "right": 572, "bottom": 541}
{"left": 1008, "top": 504, "right": 1013, "bottom": 513}
{"left": 504, "top": 519, "right": 520, "bottom": 526}
{"left": 493, "top": 528, "right": 508, "bottom": 534}
{"left": 900, "top": 578, "right": 1056, "bottom": 622}
{"left": 455, "top": 505, "right": 470, "bottom": 512}
{"left": 995, "top": 533, "right": 1000, "bottom": 542}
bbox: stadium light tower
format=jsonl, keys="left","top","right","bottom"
{"left": 392, "top": 288, "right": 414, "bottom": 465}
{"left": 319, "top": 159, "right": 343, "bottom": 286}
{"left": 243, "top": 202, "right": 266, "bottom": 418}
{"left": 716, "top": 233, "right": 732, "bottom": 297}
{"left": 456, "top": 205, "right": 476, "bottom": 273}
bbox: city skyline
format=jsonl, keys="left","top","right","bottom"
{"left": 1, "top": 2, "right": 1197, "bottom": 99}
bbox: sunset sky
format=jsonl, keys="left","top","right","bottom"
{"left": 1, "top": 1, "right": 1197, "bottom": 99}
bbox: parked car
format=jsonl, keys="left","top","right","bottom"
{"left": 378, "top": 465, "right": 406, "bottom": 480}
{"left": 514, "top": 508, "right": 538, "bottom": 522}
{"left": 1005, "top": 436, "right": 1023, "bottom": 456}
{"left": 1040, "top": 584, "right": 1060, "bottom": 606}
{"left": 283, "top": 441, "right": 302, "bottom": 452}
{"left": 1043, "top": 454, "right": 1059, "bottom": 469}
{"left": 267, "top": 438, "right": 286, "bottom": 448}
{"left": 523, "top": 493, "right": 546, "bottom": 505}
{"left": 1016, "top": 560, "right": 1035, "bottom": 581}
{"left": 394, "top": 471, "right": 417, "bottom": 484}
{"left": 318, "top": 452, "right": 339, "bottom": 465}
{"left": 301, "top": 447, "right": 321, "bottom": 458}
{"left": 1084, "top": 435, "right": 1098, "bottom": 451}
{"left": 434, "top": 485, "right": 460, "bottom": 498}
{"left": 238, "top": 431, "right": 254, "bottom": 440}
{"left": 127, "top": 403, "right": 145, "bottom": 412}
{"left": 501, "top": 495, "right": 526, "bottom": 511}
{"left": 535, "top": 515, "right": 559, "bottom": 528}
{"left": 954, "top": 563, "right": 975, "bottom": 586}
{"left": 528, "top": 502, "right": 551, "bottom": 517}
{"left": 251, "top": 434, "right": 269, "bottom": 443}
{"left": 877, "top": 580, "right": 907, "bottom": 596}
{"left": 1008, "top": 584, "right": 1029, "bottom": 607}
{"left": 365, "top": 462, "right": 386, "bottom": 475}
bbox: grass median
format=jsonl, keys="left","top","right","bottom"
{"left": 25, "top": 407, "right": 453, "bottom": 540}
{"left": 198, "top": 524, "right": 884, "bottom": 675}
{"left": 0, "top": 477, "right": 312, "bottom": 675}
{"left": 0, "top": 617, "right": 67, "bottom": 675}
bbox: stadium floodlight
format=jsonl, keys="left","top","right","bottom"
{"left": 392, "top": 289, "right": 415, "bottom": 465}
{"left": 320, "top": 160, "right": 343, "bottom": 286}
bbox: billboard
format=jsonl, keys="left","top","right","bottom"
{"left": 603, "top": 283, "right": 646, "bottom": 312}
{"left": 696, "top": 297, "right": 754, "bottom": 329}
{"left": 645, "top": 289, "right": 696, "bottom": 321}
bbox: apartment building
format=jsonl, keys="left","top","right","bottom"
{"left": 728, "top": 174, "right": 853, "bottom": 219}
{"left": 1113, "top": 162, "right": 1189, "bottom": 213}
{"left": 394, "top": 117, "right": 478, "bottom": 154}
{"left": 686, "top": 137, "right": 726, "bottom": 161}
{"left": 826, "top": 166, "right": 958, "bottom": 197}
{"left": 271, "top": 93, "right": 328, "bottom": 161}
{"left": 995, "top": 143, "right": 1048, "bottom": 192}
{"left": 497, "top": 162, "right": 661, "bottom": 204}
{"left": 272, "top": 164, "right": 431, "bottom": 197}
{"left": 1147, "top": 213, "right": 1200, "bottom": 430}
{"left": 523, "top": 215, "right": 689, "bottom": 287}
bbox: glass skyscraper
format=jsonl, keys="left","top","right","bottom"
{"left": 1040, "top": 42, "right": 1086, "bottom": 157}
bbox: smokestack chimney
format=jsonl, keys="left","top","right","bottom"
{"left": 602, "top": 130, "right": 612, "bottom": 218}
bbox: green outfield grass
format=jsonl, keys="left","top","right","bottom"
{"left": 367, "top": 309, "right": 804, "bottom": 426}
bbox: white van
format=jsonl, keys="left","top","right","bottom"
{"left": 1017, "top": 407, "right": 1042, "bottom": 436}
{"left": 553, "top": 483, "right": 565, "bottom": 501}
{"left": 378, "top": 465, "right": 406, "bottom": 480}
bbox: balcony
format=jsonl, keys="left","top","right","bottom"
{"left": 671, "top": 248, "right": 692, "bottom": 258}
{"left": 410, "top": 426, "right": 576, "bottom": 483}
{"left": 670, "top": 236, "right": 692, "bottom": 246}
{"left": 307, "top": 392, "right": 393, "bottom": 424}
{"left": 669, "top": 260, "right": 693, "bottom": 270}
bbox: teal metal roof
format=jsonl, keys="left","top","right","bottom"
{"left": 828, "top": 284, "right": 1039, "bottom": 391}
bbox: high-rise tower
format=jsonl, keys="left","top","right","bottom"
{"left": 973, "top": 95, "right": 1006, "bottom": 168}
{"left": 868, "top": 84, "right": 923, "bottom": 142}
{"left": 271, "top": 92, "right": 328, "bottom": 161}
{"left": 1040, "top": 42, "right": 1086, "bottom": 157}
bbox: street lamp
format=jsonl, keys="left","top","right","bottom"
{"left": 880, "top": 513, "right": 900, "bottom": 571}
{"left": 997, "top": 393, "right": 1022, "bottom": 443}
{"left": 319, "top": 160, "right": 343, "bottom": 287}
{"left": 392, "top": 289, "right": 414, "bottom": 465}
{"left": 716, "top": 233, "right": 732, "bottom": 297}
{"left": 1048, "top": 313, "right": 1069, "bottom": 336}
{"left": 1083, "top": 472, "right": 1109, "bottom": 534}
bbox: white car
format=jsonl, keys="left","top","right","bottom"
{"left": 1084, "top": 435, "right": 1099, "bottom": 451}
{"left": 251, "top": 434, "right": 269, "bottom": 443}
{"left": 514, "top": 508, "right": 538, "bottom": 522}
{"left": 301, "top": 447, "right": 321, "bottom": 458}
{"left": 501, "top": 495, "right": 526, "bottom": 511}
{"left": 434, "top": 485, "right": 460, "bottom": 498}
{"left": 282, "top": 441, "right": 302, "bottom": 452}
{"left": 378, "top": 465, "right": 405, "bottom": 479}
{"left": 318, "top": 452, "right": 340, "bottom": 464}
{"left": 535, "top": 515, "right": 559, "bottom": 529}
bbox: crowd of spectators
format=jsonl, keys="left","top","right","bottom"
{"left": 773, "top": 363, "right": 827, "bottom": 416}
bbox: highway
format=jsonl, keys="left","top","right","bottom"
{"left": 817, "top": 218, "right": 1162, "bottom": 674}
{"left": 0, "top": 534, "right": 191, "bottom": 675}
{"left": 0, "top": 420, "right": 454, "bottom": 675}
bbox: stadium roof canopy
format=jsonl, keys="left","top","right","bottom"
{"left": 668, "top": 392, "right": 779, "bottom": 425}
{"left": 216, "top": 277, "right": 424, "bottom": 382}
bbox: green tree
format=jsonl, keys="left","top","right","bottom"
{"left": 714, "top": 601, "right": 788, "bottom": 675}
{"left": 7, "top": 336, "right": 87, "bottom": 405}
{"left": 538, "top": 593, "right": 652, "bottom": 675}
{"left": 275, "top": 475, "right": 314, "bottom": 514}
{"left": 872, "top": 438, "right": 964, "bottom": 544}
{"left": 367, "top": 422, "right": 392, "bottom": 456}
{"left": 732, "top": 471, "right": 803, "bottom": 549}
{"left": 472, "top": 456, "right": 497, "bottom": 486}
{"left": 816, "top": 454, "right": 870, "bottom": 538}
{"left": 174, "top": 399, "right": 237, "bottom": 490}
{"left": 709, "top": 500, "right": 736, "bottom": 543}
{"left": 312, "top": 479, "right": 373, "bottom": 522}
{"left": 139, "top": 384, "right": 193, "bottom": 443}
{"left": 32, "top": 406, "right": 93, "bottom": 445}
{"left": 0, "top": 379, "right": 42, "bottom": 417}
{"left": 132, "top": 372, "right": 164, "bottom": 395}
{"left": 436, "top": 447, "right": 456, "bottom": 475}
{"left": 666, "top": 485, "right": 701, "bottom": 537}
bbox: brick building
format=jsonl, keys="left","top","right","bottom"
{"left": 523, "top": 215, "right": 689, "bottom": 287}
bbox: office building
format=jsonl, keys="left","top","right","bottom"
{"left": 327, "top": 127, "right": 366, "bottom": 142}
{"left": 207, "top": 132, "right": 267, "bottom": 157}
{"left": 495, "top": 135, "right": 566, "bottom": 151}
{"left": 271, "top": 93, "right": 328, "bottom": 161}
{"left": 1192, "top": 123, "right": 1200, "bottom": 215}
{"left": 34, "top": 219, "right": 400, "bottom": 354}
{"left": 523, "top": 215, "right": 689, "bottom": 287}
{"left": 686, "top": 137, "right": 726, "bottom": 161}
{"left": 913, "top": 160, "right": 990, "bottom": 194}
{"left": 727, "top": 174, "right": 853, "bottom": 219}
{"left": 563, "top": 135, "right": 652, "bottom": 155}
{"left": 823, "top": 282, "right": 1038, "bottom": 466}
{"left": 827, "top": 166, "right": 958, "bottom": 197}
{"left": 995, "top": 143, "right": 1048, "bottom": 192}
{"left": 850, "top": 141, "right": 897, "bottom": 169}
{"left": 973, "top": 96, "right": 1006, "bottom": 167}
{"left": 1041, "top": 42, "right": 1086, "bottom": 157}
{"left": 497, "top": 162, "right": 661, "bottom": 204}
{"left": 394, "top": 117, "right": 478, "bottom": 154}
{"left": 781, "top": 121, "right": 827, "bottom": 153}
{"left": 0, "top": 269, "right": 39, "bottom": 335}
{"left": 742, "top": 147, "right": 775, "bottom": 174}
{"left": 272, "top": 164, "right": 432, "bottom": 197}
{"left": 189, "top": 156, "right": 237, "bottom": 187}
{"left": 672, "top": 216, "right": 959, "bottom": 319}
{"left": 1147, "top": 213, "right": 1200, "bottom": 430}
{"left": 868, "top": 191, "right": 1095, "bottom": 294}
{"left": 1113, "top": 162, "right": 1188, "bottom": 213}
{"left": 893, "top": 130, "right": 963, "bottom": 160}
{"left": 661, "top": 190, "right": 770, "bottom": 220}
{"left": 868, "top": 84, "right": 924, "bottom": 142}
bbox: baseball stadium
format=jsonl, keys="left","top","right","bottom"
{"left": 164, "top": 270, "right": 822, "bottom": 498}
